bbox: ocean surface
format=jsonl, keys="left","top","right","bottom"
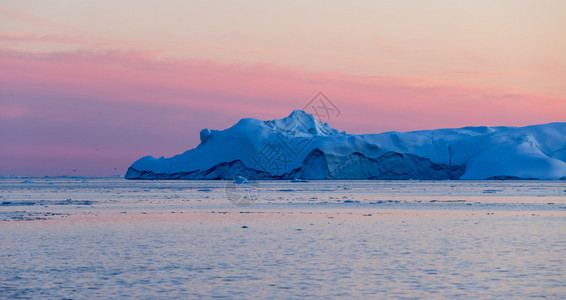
{"left": 1, "top": 178, "right": 565, "bottom": 299}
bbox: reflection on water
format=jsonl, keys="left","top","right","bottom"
{"left": 0, "top": 178, "right": 565, "bottom": 298}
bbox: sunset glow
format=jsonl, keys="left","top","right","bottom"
{"left": 1, "top": 0, "right": 565, "bottom": 176}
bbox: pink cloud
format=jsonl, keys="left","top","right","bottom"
{"left": 0, "top": 105, "right": 25, "bottom": 118}
{"left": 1, "top": 49, "right": 564, "bottom": 176}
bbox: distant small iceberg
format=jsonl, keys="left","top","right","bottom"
{"left": 291, "top": 178, "right": 309, "bottom": 182}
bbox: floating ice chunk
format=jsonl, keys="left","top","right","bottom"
{"left": 234, "top": 176, "right": 248, "bottom": 184}
{"left": 343, "top": 200, "right": 360, "bottom": 203}
{"left": 291, "top": 178, "right": 308, "bottom": 182}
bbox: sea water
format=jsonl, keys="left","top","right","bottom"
{"left": 1, "top": 178, "right": 565, "bottom": 298}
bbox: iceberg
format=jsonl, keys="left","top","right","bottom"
{"left": 126, "top": 110, "right": 566, "bottom": 180}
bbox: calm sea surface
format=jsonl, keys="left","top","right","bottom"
{"left": 1, "top": 178, "right": 565, "bottom": 298}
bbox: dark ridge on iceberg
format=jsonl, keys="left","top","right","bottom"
{"left": 301, "top": 148, "right": 331, "bottom": 179}
{"left": 328, "top": 151, "right": 465, "bottom": 180}
{"left": 485, "top": 175, "right": 539, "bottom": 180}
{"left": 125, "top": 148, "right": 464, "bottom": 180}
{"left": 125, "top": 160, "right": 273, "bottom": 180}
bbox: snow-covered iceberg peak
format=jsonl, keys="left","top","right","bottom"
{"left": 265, "top": 110, "right": 340, "bottom": 137}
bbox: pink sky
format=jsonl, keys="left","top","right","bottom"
{"left": 1, "top": 1, "right": 565, "bottom": 176}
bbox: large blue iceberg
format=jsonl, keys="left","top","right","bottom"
{"left": 126, "top": 111, "right": 566, "bottom": 180}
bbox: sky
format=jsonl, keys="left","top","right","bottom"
{"left": 1, "top": 0, "right": 565, "bottom": 176}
